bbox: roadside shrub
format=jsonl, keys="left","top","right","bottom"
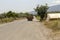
{"left": 0, "top": 11, "right": 31, "bottom": 24}
{"left": 0, "top": 17, "right": 14, "bottom": 23}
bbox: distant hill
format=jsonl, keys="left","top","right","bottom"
{"left": 29, "top": 5, "right": 60, "bottom": 15}
{"left": 48, "top": 5, "right": 60, "bottom": 12}
{"left": 29, "top": 11, "right": 37, "bottom": 15}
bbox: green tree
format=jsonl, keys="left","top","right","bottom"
{"left": 35, "top": 4, "right": 48, "bottom": 21}
{"left": 6, "top": 11, "right": 19, "bottom": 19}
{"left": 6, "top": 11, "right": 13, "bottom": 18}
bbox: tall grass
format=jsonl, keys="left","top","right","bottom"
{"left": 44, "top": 20, "right": 60, "bottom": 31}
{"left": 0, "top": 17, "right": 14, "bottom": 24}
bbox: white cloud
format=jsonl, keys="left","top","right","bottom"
{"left": 53, "top": 0, "right": 60, "bottom": 4}
{"left": 49, "top": 0, "right": 60, "bottom": 6}
{"left": 53, "top": 0, "right": 60, "bottom": 5}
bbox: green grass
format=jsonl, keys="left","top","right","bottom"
{"left": 35, "top": 16, "right": 40, "bottom": 20}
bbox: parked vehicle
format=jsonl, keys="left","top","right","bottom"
{"left": 26, "top": 14, "right": 33, "bottom": 21}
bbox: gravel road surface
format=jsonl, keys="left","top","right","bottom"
{"left": 0, "top": 17, "right": 52, "bottom": 40}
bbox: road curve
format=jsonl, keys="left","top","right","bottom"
{"left": 0, "top": 18, "right": 52, "bottom": 40}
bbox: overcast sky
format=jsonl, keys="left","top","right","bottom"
{"left": 0, "top": 0, "right": 60, "bottom": 13}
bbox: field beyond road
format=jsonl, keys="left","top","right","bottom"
{"left": 0, "top": 17, "right": 53, "bottom": 40}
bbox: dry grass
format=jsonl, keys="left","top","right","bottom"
{"left": 44, "top": 20, "right": 60, "bottom": 32}
{"left": 0, "top": 17, "right": 14, "bottom": 24}
{"left": 0, "top": 17, "right": 24, "bottom": 24}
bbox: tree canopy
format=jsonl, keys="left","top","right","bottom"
{"left": 34, "top": 4, "right": 48, "bottom": 21}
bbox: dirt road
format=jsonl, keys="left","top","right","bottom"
{"left": 0, "top": 17, "right": 52, "bottom": 40}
